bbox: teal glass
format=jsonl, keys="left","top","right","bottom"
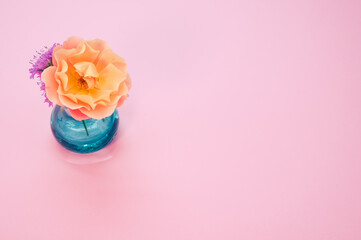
{"left": 50, "top": 105, "right": 119, "bottom": 153}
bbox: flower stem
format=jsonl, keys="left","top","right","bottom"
{"left": 82, "top": 120, "right": 89, "bottom": 136}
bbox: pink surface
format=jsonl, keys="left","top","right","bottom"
{"left": 1, "top": 0, "right": 361, "bottom": 239}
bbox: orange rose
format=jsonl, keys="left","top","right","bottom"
{"left": 41, "top": 36, "right": 131, "bottom": 120}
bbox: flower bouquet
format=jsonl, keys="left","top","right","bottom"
{"left": 30, "top": 36, "right": 131, "bottom": 153}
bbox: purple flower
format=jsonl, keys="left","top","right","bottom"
{"left": 29, "top": 43, "right": 60, "bottom": 107}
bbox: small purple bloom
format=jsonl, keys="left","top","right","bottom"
{"left": 29, "top": 43, "right": 60, "bottom": 107}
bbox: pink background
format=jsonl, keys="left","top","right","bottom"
{"left": 1, "top": 0, "right": 361, "bottom": 239}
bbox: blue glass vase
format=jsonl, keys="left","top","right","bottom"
{"left": 50, "top": 105, "right": 119, "bottom": 153}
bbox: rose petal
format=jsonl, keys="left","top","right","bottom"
{"left": 69, "top": 108, "right": 90, "bottom": 121}
{"left": 96, "top": 49, "right": 127, "bottom": 73}
{"left": 63, "top": 36, "right": 84, "bottom": 49}
{"left": 41, "top": 66, "right": 60, "bottom": 105}
{"left": 87, "top": 39, "right": 110, "bottom": 52}
{"left": 56, "top": 60, "right": 78, "bottom": 92}
{"left": 108, "top": 81, "right": 129, "bottom": 105}
{"left": 73, "top": 62, "right": 99, "bottom": 78}
{"left": 69, "top": 42, "right": 100, "bottom": 65}
{"left": 59, "top": 95, "right": 83, "bottom": 110}
{"left": 80, "top": 103, "right": 116, "bottom": 120}
{"left": 89, "top": 89, "right": 112, "bottom": 103}
{"left": 116, "top": 95, "right": 128, "bottom": 108}
{"left": 98, "top": 64, "right": 127, "bottom": 91}
{"left": 124, "top": 74, "right": 131, "bottom": 90}
{"left": 75, "top": 94, "right": 97, "bottom": 110}
{"left": 51, "top": 45, "right": 62, "bottom": 67}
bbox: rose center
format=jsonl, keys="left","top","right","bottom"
{"left": 73, "top": 62, "right": 99, "bottom": 90}
{"left": 79, "top": 78, "right": 88, "bottom": 89}
{"left": 78, "top": 76, "right": 97, "bottom": 90}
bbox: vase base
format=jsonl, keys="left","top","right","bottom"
{"left": 59, "top": 137, "right": 118, "bottom": 164}
{"left": 51, "top": 127, "right": 118, "bottom": 154}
